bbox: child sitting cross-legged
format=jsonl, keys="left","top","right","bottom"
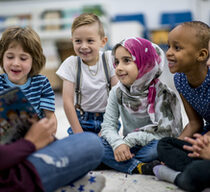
{"left": 150, "top": 21, "right": 210, "bottom": 192}
{"left": 100, "top": 37, "right": 183, "bottom": 175}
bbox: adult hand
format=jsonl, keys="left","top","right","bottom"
{"left": 114, "top": 144, "right": 134, "bottom": 162}
{"left": 24, "top": 117, "right": 57, "bottom": 150}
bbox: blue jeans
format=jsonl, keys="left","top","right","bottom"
{"left": 68, "top": 110, "right": 121, "bottom": 135}
{"left": 68, "top": 110, "right": 104, "bottom": 134}
{"left": 27, "top": 132, "right": 104, "bottom": 192}
{"left": 101, "top": 138, "right": 158, "bottom": 174}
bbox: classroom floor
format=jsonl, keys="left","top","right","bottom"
{"left": 54, "top": 92, "right": 185, "bottom": 192}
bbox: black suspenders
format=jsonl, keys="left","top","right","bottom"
{"left": 75, "top": 52, "right": 111, "bottom": 113}
{"left": 102, "top": 52, "right": 111, "bottom": 91}
{"left": 74, "top": 56, "right": 82, "bottom": 111}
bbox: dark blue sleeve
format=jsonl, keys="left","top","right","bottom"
{"left": 174, "top": 73, "right": 182, "bottom": 93}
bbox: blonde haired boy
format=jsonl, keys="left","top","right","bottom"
{"left": 56, "top": 13, "right": 118, "bottom": 134}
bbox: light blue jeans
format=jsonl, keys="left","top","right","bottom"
{"left": 27, "top": 132, "right": 104, "bottom": 192}
{"left": 101, "top": 138, "right": 158, "bottom": 174}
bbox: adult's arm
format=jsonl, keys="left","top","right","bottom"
{"left": 0, "top": 117, "right": 56, "bottom": 171}
{"left": 0, "top": 139, "right": 35, "bottom": 171}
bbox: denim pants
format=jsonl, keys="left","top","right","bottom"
{"left": 101, "top": 138, "right": 159, "bottom": 174}
{"left": 175, "top": 160, "right": 210, "bottom": 192}
{"left": 68, "top": 110, "right": 121, "bottom": 135}
{"left": 27, "top": 132, "right": 104, "bottom": 192}
{"left": 68, "top": 110, "right": 104, "bottom": 134}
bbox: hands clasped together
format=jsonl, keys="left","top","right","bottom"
{"left": 183, "top": 133, "right": 210, "bottom": 160}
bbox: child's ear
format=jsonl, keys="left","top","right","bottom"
{"left": 197, "top": 48, "right": 208, "bottom": 62}
{"left": 101, "top": 36, "right": 108, "bottom": 48}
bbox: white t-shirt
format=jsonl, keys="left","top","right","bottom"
{"left": 56, "top": 51, "right": 116, "bottom": 112}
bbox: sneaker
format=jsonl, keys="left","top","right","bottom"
{"left": 142, "top": 160, "right": 161, "bottom": 175}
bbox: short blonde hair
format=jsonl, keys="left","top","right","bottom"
{"left": 71, "top": 13, "right": 105, "bottom": 38}
{"left": 0, "top": 26, "right": 46, "bottom": 76}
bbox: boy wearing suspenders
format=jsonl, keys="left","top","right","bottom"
{"left": 56, "top": 13, "right": 118, "bottom": 134}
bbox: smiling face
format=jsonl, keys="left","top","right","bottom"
{"left": 3, "top": 42, "right": 32, "bottom": 85}
{"left": 72, "top": 22, "right": 107, "bottom": 66}
{"left": 166, "top": 25, "right": 201, "bottom": 74}
{"left": 114, "top": 46, "right": 138, "bottom": 86}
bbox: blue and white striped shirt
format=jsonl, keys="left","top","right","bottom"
{"left": 0, "top": 74, "right": 55, "bottom": 118}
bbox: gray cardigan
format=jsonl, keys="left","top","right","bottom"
{"left": 101, "top": 85, "right": 182, "bottom": 150}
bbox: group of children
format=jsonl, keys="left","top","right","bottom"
{"left": 0, "top": 12, "right": 209, "bottom": 192}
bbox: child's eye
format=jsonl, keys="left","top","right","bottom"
{"left": 123, "top": 57, "right": 132, "bottom": 63}
{"left": 20, "top": 57, "right": 27, "bottom": 61}
{"left": 88, "top": 39, "right": 94, "bottom": 43}
{"left": 74, "top": 39, "right": 81, "bottom": 43}
{"left": 6, "top": 56, "right": 13, "bottom": 59}
{"left": 114, "top": 59, "right": 119, "bottom": 67}
{"left": 175, "top": 45, "right": 181, "bottom": 51}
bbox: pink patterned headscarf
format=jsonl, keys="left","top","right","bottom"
{"left": 112, "top": 37, "right": 182, "bottom": 137}
{"left": 121, "top": 37, "right": 161, "bottom": 79}
{"left": 113, "top": 37, "right": 164, "bottom": 114}
{"left": 113, "top": 37, "right": 162, "bottom": 80}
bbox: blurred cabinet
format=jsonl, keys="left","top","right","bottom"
{"left": 0, "top": 2, "right": 109, "bottom": 90}
{"left": 0, "top": 4, "right": 108, "bottom": 40}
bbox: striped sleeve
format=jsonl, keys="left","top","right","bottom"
{"left": 23, "top": 75, "right": 55, "bottom": 116}
{"left": 40, "top": 77, "right": 55, "bottom": 112}
{"left": 0, "top": 74, "right": 10, "bottom": 92}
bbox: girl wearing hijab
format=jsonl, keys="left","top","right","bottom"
{"left": 100, "top": 37, "right": 183, "bottom": 175}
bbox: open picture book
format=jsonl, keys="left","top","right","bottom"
{"left": 0, "top": 87, "right": 38, "bottom": 144}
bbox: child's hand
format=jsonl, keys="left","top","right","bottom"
{"left": 98, "top": 131, "right": 102, "bottom": 137}
{"left": 184, "top": 133, "right": 208, "bottom": 152}
{"left": 192, "top": 133, "right": 209, "bottom": 146}
{"left": 183, "top": 134, "right": 210, "bottom": 159}
{"left": 114, "top": 144, "right": 134, "bottom": 162}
